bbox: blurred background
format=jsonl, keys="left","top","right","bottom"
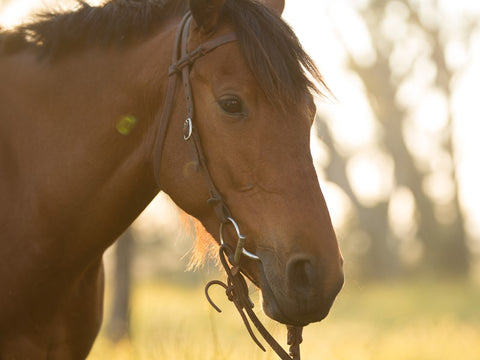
{"left": 2, "top": 0, "right": 480, "bottom": 358}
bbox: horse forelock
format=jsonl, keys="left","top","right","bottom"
{"left": 223, "top": 0, "right": 328, "bottom": 109}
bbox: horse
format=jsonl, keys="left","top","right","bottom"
{"left": 0, "top": 0, "right": 344, "bottom": 358}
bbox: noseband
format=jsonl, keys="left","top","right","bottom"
{"left": 152, "top": 12, "right": 303, "bottom": 360}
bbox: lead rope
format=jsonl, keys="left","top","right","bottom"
{"left": 205, "top": 244, "right": 303, "bottom": 360}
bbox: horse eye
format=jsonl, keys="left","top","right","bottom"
{"left": 219, "top": 97, "right": 244, "bottom": 116}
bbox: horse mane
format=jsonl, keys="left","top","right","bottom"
{"left": 0, "top": 0, "right": 189, "bottom": 56}
{"left": 0, "top": 0, "right": 326, "bottom": 103}
{"left": 0, "top": 0, "right": 326, "bottom": 266}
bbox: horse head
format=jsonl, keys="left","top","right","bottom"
{"left": 158, "top": 0, "right": 344, "bottom": 327}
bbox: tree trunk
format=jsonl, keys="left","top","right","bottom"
{"left": 106, "top": 228, "right": 134, "bottom": 342}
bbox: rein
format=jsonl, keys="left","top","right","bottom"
{"left": 205, "top": 244, "right": 304, "bottom": 360}
{"left": 153, "top": 12, "right": 303, "bottom": 360}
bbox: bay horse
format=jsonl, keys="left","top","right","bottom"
{"left": 0, "top": 0, "right": 344, "bottom": 358}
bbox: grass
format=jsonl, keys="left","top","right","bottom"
{"left": 87, "top": 274, "right": 480, "bottom": 360}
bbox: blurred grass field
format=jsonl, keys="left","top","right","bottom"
{"left": 87, "top": 274, "right": 480, "bottom": 360}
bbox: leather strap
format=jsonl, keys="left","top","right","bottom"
{"left": 152, "top": 13, "right": 190, "bottom": 186}
{"left": 205, "top": 244, "right": 303, "bottom": 360}
{"left": 152, "top": 14, "right": 236, "bottom": 189}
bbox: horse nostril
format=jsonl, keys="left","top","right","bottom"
{"left": 286, "top": 256, "right": 316, "bottom": 294}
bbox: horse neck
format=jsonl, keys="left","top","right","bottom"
{"left": 0, "top": 26, "right": 176, "bottom": 260}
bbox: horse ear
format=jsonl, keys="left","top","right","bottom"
{"left": 189, "top": 0, "right": 225, "bottom": 33}
{"left": 261, "top": 0, "right": 285, "bottom": 16}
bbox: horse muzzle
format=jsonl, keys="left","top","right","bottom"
{"left": 256, "top": 250, "right": 344, "bottom": 326}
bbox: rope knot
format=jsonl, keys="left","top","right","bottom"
{"left": 225, "top": 285, "right": 236, "bottom": 303}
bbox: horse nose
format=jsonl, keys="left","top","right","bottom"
{"left": 286, "top": 255, "right": 318, "bottom": 295}
{"left": 286, "top": 254, "right": 344, "bottom": 300}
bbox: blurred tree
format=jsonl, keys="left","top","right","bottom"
{"left": 318, "top": 119, "right": 401, "bottom": 279}
{"left": 318, "top": 0, "right": 477, "bottom": 278}
{"left": 106, "top": 228, "right": 133, "bottom": 341}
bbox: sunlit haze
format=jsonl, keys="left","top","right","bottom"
{"left": 283, "top": 0, "right": 480, "bottom": 241}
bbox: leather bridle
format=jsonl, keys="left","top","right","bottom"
{"left": 152, "top": 12, "right": 257, "bottom": 263}
{"left": 152, "top": 12, "right": 303, "bottom": 360}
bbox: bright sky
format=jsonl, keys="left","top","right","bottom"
{"left": 1, "top": 0, "right": 479, "bottom": 241}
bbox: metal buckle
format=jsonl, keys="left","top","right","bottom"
{"left": 183, "top": 117, "right": 193, "bottom": 140}
{"left": 220, "top": 217, "right": 260, "bottom": 264}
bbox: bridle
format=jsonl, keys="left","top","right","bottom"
{"left": 152, "top": 12, "right": 303, "bottom": 360}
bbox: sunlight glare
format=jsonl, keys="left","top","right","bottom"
{"left": 445, "top": 41, "right": 469, "bottom": 70}
{"left": 320, "top": 74, "right": 378, "bottom": 153}
{"left": 322, "top": 182, "right": 353, "bottom": 230}
{"left": 0, "top": 0, "right": 43, "bottom": 28}
{"left": 381, "top": 1, "right": 410, "bottom": 43}
{"left": 329, "top": 1, "right": 376, "bottom": 67}
{"left": 346, "top": 150, "right": 394, "bottom": 207}
{"left": 388, "top": 186, "right": 416, "bottom": 238}
{"left": 0, "top": 0, "right": 104, "bottom": 28}
{"left": 412, "top": 89, "right": 448, "bottom": 133}
{"left": 132, "top": 193, "right": 180, "bottom": 242}
{"left": 116, "top": 115, "right": 137, "bottom": 136}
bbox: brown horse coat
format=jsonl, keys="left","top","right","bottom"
{"left": 0, "top": 0, "right": 343, "bottom": 358}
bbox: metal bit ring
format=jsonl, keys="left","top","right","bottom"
{"left": 219, "top": 217, "right": 260, "bottom": 264}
